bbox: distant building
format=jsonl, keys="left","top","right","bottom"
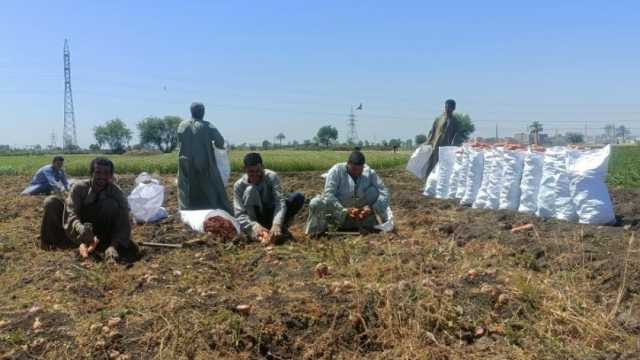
{"left": 512, "top": 133, "right": 529, "bottom": 144}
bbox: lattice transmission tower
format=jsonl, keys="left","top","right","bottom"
{"left": 63, "top": 39, "right": 77, "bottom": 151}
{"left": 347, "top": 104, "right": 362, "bottom": 144}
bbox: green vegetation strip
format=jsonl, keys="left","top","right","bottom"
{"left": 608, "top": 145, "right": 640, "bottom": 188}
{"left": 0, "top": 150, "right": 410, "bottom": 176}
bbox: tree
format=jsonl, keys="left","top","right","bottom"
{"left": 275, "top": 133, "right": 286, "bottom": 146}
{"left": 89, "top": 144, "right": 101, "bottom": 152}
{"left": 388, "top": 138, "right": 402, "bottom": 148}
{"left": 617, "top": 126, "right": 632, "bottom": 143}
{"left": 262, "top": 140, "right": 271, "bottom": 149}
{"left": 94, "top": 118, "right": 132, "bottom": 153}
{"left": 415, "top": 134, "right": 427, "bottom": 145}
{"left": 566, "top": 132, "right": 584, "bottom": 144}
{"left": 316, "top": 126, "right": 338, "bottom": 147}
{"left": 456, "top": 113, "right": 476, "bottom": 143}
{"left": 529, "top": 121, "right": 544, "bottom": 145}
{"left": 137, "top": 116, "right": 182, "bottom": 153}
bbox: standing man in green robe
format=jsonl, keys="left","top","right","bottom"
{"left": 424, "top": 99, "right": 464, "bottom": 178}
{"left": 177, "top": 102, "right": 232, "bottom": 212}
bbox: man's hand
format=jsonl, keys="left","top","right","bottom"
{"left": 360, "top": 206, "right": 372, "bottom": 219}
{"left": 270, "top": 223, "right": 282, "bottom": 240}
{"left": 79, "top": 236, "right": 99, "bottom": 259}
{"left": 347, "top": 208, "right": 360, "bottom": 220}
{"left": 77, "top": 223, "right": 94, "bottom": 245}
{"left": 254, "top": 224, "right": 271, "bottom": 245}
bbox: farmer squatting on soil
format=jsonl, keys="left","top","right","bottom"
{"left": 40, "top": 157, "right": 139, "bottom": 263}
{"left": 233, "top": 152, "right": 305, "bottom": 244}
{"left": 305, "top": 150, "right": 390, "bottom": 236}
{"left": 21, "top": 155, "right": 69, "bottom": 195}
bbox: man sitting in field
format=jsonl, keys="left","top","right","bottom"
{"left": 22, "top": 156, "right": 69, "bottom": 195}
{"left": 305, "top": 150, "right": 390, "bottom": 236}
{"left": 40, "top": 157, "right": 138, "bottom": 262}
{"left": 233, "top": 152, "right": 305, "bottom": 244}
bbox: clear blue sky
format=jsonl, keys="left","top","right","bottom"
{"left": 1, "top": 0, "right": 639, "bottom": 147}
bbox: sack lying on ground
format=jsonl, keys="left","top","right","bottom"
{"left": 180, "top": 209, "right": 241, "bottom": 235}
{"left": 518, "top": 150, "right": 544, "bottom": 214}
{"left": 406, "top": 144, "right": 433, "bottom": 180}
{"left": 570, "top": 145, "right": 615, "bottom": 225}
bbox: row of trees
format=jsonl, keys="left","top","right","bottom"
{"left": 92, "top": 112, "right": 477, "bottom": 153}
{"left": 93, "top": 117, "right": 182, "bottom": 153}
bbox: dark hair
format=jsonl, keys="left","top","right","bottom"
{"left": 52, "top": 156, "right": 64, "bottom": 162}
{"left": 445, "top": 99, "right": 456, "bottom": 108}
{"left": 90, "top": 157, "right": 114, "bottom": 175}
{"left": 348, "top": 150, "right": 365, "bottom": 166}
{"left": 190, "top": 102, "right": 205, "bottom": 120}
{"left": 243, "top": 152, "right": 263, "bottom": 167}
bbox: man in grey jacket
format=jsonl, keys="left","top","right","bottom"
{"left": 233, "top": 152, "right": 305, "bottom": 244}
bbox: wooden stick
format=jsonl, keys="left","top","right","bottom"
{"left": 140, "top": 242, "right": 183, "bottom": 248}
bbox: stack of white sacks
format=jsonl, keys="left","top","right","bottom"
{"left": 419, "top": 144, "right": 615, "bottom": 225}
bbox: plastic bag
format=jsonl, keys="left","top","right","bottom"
{"left": 214, "top": 146, "right": 231, "bottom": 186}
{"left": 536, "top": 147, "right": 578, "bottom": 221}
{"left": 406, "top": 144, "right": 433, "bottom": 180}
{"left": 460, "top": 149, "right": 484, "bottom": 206}
{"left": 498, "top": 150, "right": 525, "bottom": 210}
{"left": 435, "top": 146, "right": 459, "bottom": 199}
{"left": 180, "top": 209, "right": 241, "bottom": 234}
{"left": 518, "top": 150, "right": 544, "bottom": 214}
{"left": 215, "top": 147, "right": 231, "bottom": 187}
{"left": 128, "top": 173, "right": 167, "bottom": 223}
{"left": 570, "top": 145, "right": 615, "bottom": 225}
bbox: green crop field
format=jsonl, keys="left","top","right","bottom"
{"left": 608, "top": 145, "right": 640, "bottom": 188}
{"left": 0, "top": 150, "right": 410, "bottom": 177}
{"left": 1, "top": 146, "right": 638, "bottom": 188}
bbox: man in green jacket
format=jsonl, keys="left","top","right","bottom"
{"left": 424, "top": 99, "right": 463, "bottom": 178}
{"left": 177, "top": 102, "right": 232, "bottom": 212}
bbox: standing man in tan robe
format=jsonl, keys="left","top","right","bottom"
{"left": 424, "top": 99, "right": 463, "bottom": 178}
